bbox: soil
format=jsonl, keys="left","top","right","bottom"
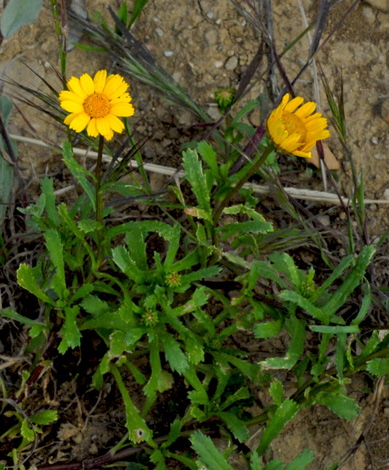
{"left": 0, "top": 0, "right": 389, "bottom": 469}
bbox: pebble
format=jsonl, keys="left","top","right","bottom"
{"left": 225, "top": 55, "right": 238, "bottom": 71}
{"left": 206, "top": 105, "right": 221, "bottom": 121}
{"left": 365, "top": 0, "right": 389, "bottom": 12}
{"left": 89, "top": 443, "right": 99, "bottom": 455}
{"left": 164, "top": 51, "right": 173, "bottom": 57}
{"left": 205, "top": 29, "right": 218, "bottom": 46}
{"left": 371, "top": 136, "right": 378, "bottom": 144}
{"left": 317, "top": 215, "right": 331, "bottom": 227}
{"left": 362, "top": 5, "right": 376, "bottom": 23}
{"left": 383, "top": 189, "right": 389, "bottom": 201}
{"left": 155, "top": 28, "right": 163, "bottom": 37}
{"left": 214, "top": 60, "right": 224, "bottom": 68}
{"left": 72, "top": 432, "right": 83, "bottom": 444}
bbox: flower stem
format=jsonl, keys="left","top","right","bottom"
{"left": 95, "top": 135, "right": 105, "bottom": 267}
{"left": 213, "top": 144, "right": 275, "bottom": 225}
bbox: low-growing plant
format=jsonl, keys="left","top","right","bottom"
{"left": 1, "top": 2, "right": 388, "bottom": 469}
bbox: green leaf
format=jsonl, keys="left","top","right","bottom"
{"left": 256, "top": 399, "right": 299, "bottom": 456}
{"left": 250, "top": 451, "right": 262, "bottom": 470}
{"left": 219, "top": 220, "right": 273, "bottom": 237}
{"left": 41, "top": 177, "right": 59, "bottom": 226}
{"left": 112, "top": 245, "right": 143, "bottom": 283}
{"left": 29, "top": 323, "right": 46, "bottom": 338}
{"left": 58, "top": 306, "right": 82, "bottom": 354}
{"left": 315, "top": 392, "right": 360, "bottom": 420}
{"left": 44, "top": 229, "right": 66, "bottom": 297}
{"left": 269, "top": 379, "right": 284, "bottom": 406}
{"left": 78, "top": 219, "right": 100, "bottom": 233}
{"left": 218, "top": 411, "right": 249, "bottom": 442}
{"left": 161, "top": 332, "right": 189, "bottom": 374}
{"left": 181, "top": 266, "right": 221, "bottom": 285}
{"left": 182, "top": 148, "right": 211, "bottom": 214}
{"left": 197, "top": 141, "right": 220, "bottom": 180}
{"left": 232, "top": 98, "right": 260, "bottom": 126}
{"left": 0, "top": 152, "right": 14, "bottom": 225}
{"left": 190, "top": 431, "right": 235, "bottom": 470}
{"left": 62, "top": 142, "right": 96, "bottom": 210}
{"left": 81, "top": 295, "right": 110, "bottom": 315}
{"left": 21, "top": 418, "right": 35, "bottom": 442}
{"left": 110, "top": 364, "right": 152, "bottom": 444}
{"left": 309, "top": 325, "right": 360, "bottom": 334}
{"left": 30, "top": 410, "right": 58, "bottom": 425}
{"left": 335, "top": 333, "right": 347, "bottom": 384}
{"left": 254, "top": 320, "right": 283, "bottom": 339}
{"left": 17, "top": 264, "right": 53, "bottom": 304}
{"left": 116, "top": 1, "right": 128, "bottom": 32}
{"left": 351, "top": 289, "right": 371, "bottom": 325}
{"left": 279, "top": 290, "right": 331, "bottom": 324}
{"left": 1, "top": 307, "right": 45, "bottom": 328}
{"left": 366, "top": 358, "right": 389, "bottom": 377}
{"left": 128, "top": 0, "right": 149, "bottom": 28}
{"left": 0, "top": 0, "right": 43, "bottom": 38}
{"left": 285, "top": 449, "right": 315, "bottom": 470}
{"left": 322, "top": 246, "right": 375, "bottom": 318}
{"left": 70, "top": 283, "right": 94, "bottom": 302}
{"left": 143, "top": 339, "right": 161, "bottom": 399}
{"left": 263, "top": 316, "right": 305, "bottom": 370}
{"left": 125, "top": 228, "right": 148, "bottom": 270}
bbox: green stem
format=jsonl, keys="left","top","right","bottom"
{"left": 51, "top": 0, "right": 67, "bottom": 82}
{"left": 95, "top": 135, "right": 105, "bottom": 267}
{"left": 213, "top": 144, "right": 275, "bottom": 225}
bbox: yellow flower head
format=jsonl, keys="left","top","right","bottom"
{"left": 59, "top": 70, "right": 134, "bottom": 141}
{"left": 266, "top": 93, "right": 330, "bottom": 159}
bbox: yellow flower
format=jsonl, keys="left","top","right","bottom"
{"left": 266, "top": 93, "right": 330, "bottom": 159}
{"left": 59, "top": 70, "right": 134, "bottom": 141}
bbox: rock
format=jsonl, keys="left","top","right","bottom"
{"left": 362, "top": 5, "right": 376, "bottom": 23}
{"left": 310, "top": 143, "right": 341, "bottom": 170}
{"left": 205, "top": 28, "right": 218, "bottom": 46}
{"left": 317, "top": 215, "right": 331, "bottom": 227}
{"left": 225, "top": 56, "right": 238, "bottom": 71}
{"left": 364, "top": 0, "right": 389, "bottom": 12}
{"left": 206, "top": 105, "right": 221, "bottom": 121}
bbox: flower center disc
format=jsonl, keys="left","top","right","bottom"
{"left": 83, "top": 93, "right": 110, "bottom": 118}
{"left": 281, "top": 111, "right": 306, "bottom": 143}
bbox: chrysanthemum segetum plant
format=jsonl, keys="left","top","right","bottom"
{"left": 266, "top": 93, "right": 330, "bottom": 159}
{"left": 59, "top": 70, "right": 135, "bottom": 267}
{"left": 213, "top": 93, "right": 330, "bottom": 224}
{"left": 59, "top": 70, "right": 134, "bottom": 141}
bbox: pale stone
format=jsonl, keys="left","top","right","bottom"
{"left": 225, "top": 55, "right": 238, "bottom": 71}
{"left": 365, "top": 0, "right": 389, "bottom": 12}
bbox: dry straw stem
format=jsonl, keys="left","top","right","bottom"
{"left": 10, "top": 133, "right": 389, "bottom": 206}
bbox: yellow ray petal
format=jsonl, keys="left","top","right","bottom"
{"left": 87, "top": 118, "right": 99, "bottom": 138}
{"left": 110, "top": 102, "right": 135, "bottom": 117}
{"left": 96, "top": 117, "right": 110, "bottom": 137}
{"left": 93, "top": 70, "right": 107, "bottom": 94}
{"left": 80, "top": 73, "right": 95, "bottom": 96}
{"left": 295, "top": 102, "right": 316, "bottom": 119}
{"left": 60, "top": 100, "right": 84, "bottom": 113}
{"left": 67, "top": 77, "right": 87, "bottom": 99}
{"left": 70, "top": 113, "right": 90, "bottom": 132}
{"left": 284, "top": 96, "right": 304, "bottom": 113}
{"left": 106, "top": 114, "right": 124, "bottom": 133}
{"left": 59, "top": 90, "right": 84, "bottom": 103}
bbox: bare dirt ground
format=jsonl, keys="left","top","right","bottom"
{"left": 0, "top": 0, "right": 389, "bottom": 468}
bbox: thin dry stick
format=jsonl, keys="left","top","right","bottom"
{"left": 10, "top": 134, "right": 389, "bottom": 206}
